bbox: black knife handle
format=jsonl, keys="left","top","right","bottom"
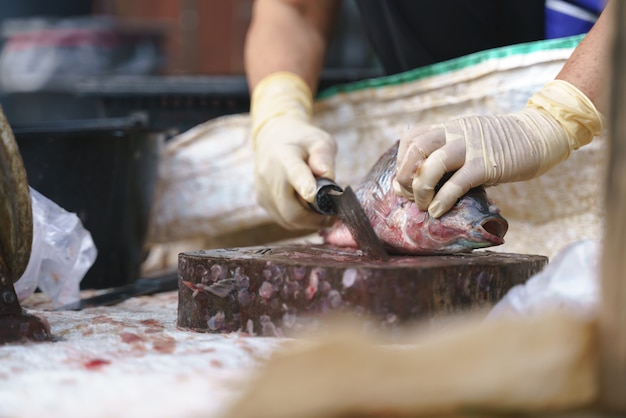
{"left": 307, "top": 178, "right": 343, "bottom": 216}
{"left": 135, "top": 271, "right": 179, "bottom": 292}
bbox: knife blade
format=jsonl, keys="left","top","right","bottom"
{"left": 53, "top": 271, "right": 179, "bottom": 311}
{"left": 309, "top": 178, "right": 389, "bottom": 261}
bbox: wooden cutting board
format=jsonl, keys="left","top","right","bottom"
{"left": 177, "top": 245, "right": 547, "bottom": 336}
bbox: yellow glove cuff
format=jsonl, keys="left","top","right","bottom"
{"left": 527, "top": 80, "right": 605, "bottom": 150}
{"left": 250, "top": 72, "right": 314, "bottom": 145}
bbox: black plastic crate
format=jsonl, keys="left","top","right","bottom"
{"left": 12, "top": 114, "right": 164, "bottom": 289}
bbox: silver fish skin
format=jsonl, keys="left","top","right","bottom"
{"left": 322, "top": 141, "right": 508, "bottom": 255}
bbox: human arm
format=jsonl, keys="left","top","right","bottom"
{"left": 554, "top": 0, "right": 611, "bottom": 113}
{"left": 393, "top": 1, "right": 612, "bottom": 218}
{"left": 244, "top": 0, "right": 341, "bottom": 230}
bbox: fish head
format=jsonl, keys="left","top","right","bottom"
{"left": 422, "top": 187, "right": 508, "bottom": 253}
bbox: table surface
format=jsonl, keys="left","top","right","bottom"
{"left": 0, "top": 291, "right": 283, "bottom": 418}
{"left": 1, "top": 286, "right": 611, "bottom": 418}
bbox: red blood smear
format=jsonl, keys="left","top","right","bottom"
{"left": 120, "top": 332, "right": 146, "bottom": 343}
{"left": 84, "top": 359, "right": 111, "bottom": 369}
{"left": 140, "top": 319, "right": 163, "bottom": 327}
{"left": 153, "top": 336, "right": 176, "bottom": 354}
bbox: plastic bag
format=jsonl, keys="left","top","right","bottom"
{"left": 14, "top": 187, "right": 97, "bottom": 307}
{"left": 486, "top": 239, "right": 600, "bottom": 321}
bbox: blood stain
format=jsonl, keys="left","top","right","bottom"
{"left": 84, "top": 359, "right": 111, "bottom": 369}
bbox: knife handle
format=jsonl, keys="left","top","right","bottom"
{"left": 307, "top": 177, "right": 343, "bottom": 216}
{"left": 135, "top": 271, "right": 179, "bottom": 292}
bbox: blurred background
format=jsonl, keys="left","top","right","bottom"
{"left": 0, "top": 0, "right": 382, "bottom": 290}
{"left": 2, "top": 1, "right": 607, "bottom": 293}
{"left": 0, "top": 0, "right": 382, "bottom": 131}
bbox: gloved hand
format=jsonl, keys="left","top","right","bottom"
{"left": 393, "top": 80, "right": 604, "bottom": 218}
{"left": 251, "top": 72, "right": 337, "bottom": 230}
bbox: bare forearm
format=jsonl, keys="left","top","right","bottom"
{"left": 556, "top": 0, "right": 614, "bottom": 113}
{"left": 244, "top": 0, "right": 340, "bottom": 93}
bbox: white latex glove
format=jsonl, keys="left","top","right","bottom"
{"left": 393, "top": 80, "right": 604, "bottom": 218}
{"left": 251, "top": 72, "right": 337, "bottom": 230}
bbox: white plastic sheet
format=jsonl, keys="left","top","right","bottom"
{"left": 487, "top": 239, "right": 599, "bottom": 320}
{"left": 14, "top": 187, "right": 97, "bottom": 307}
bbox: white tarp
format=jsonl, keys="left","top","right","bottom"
{"left": 147, "top": 35, "right": 605, "bottom": 259}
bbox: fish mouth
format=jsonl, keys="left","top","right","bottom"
{"left": 476, "top": 215, "right": 509, "bottom": 245}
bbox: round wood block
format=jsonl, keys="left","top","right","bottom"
{"left": 177, "top": 245, "right": 548, "bottom": 336}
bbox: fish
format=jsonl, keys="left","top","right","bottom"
{"left": 322, "top": 141, "right": 508, "bottom": 255}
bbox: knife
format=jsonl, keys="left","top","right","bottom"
{"left": 308, "top": 178, "right": 389, "bottom": 261}
{"left": 53, "top": 271, "right": 179, "bottom": 311}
